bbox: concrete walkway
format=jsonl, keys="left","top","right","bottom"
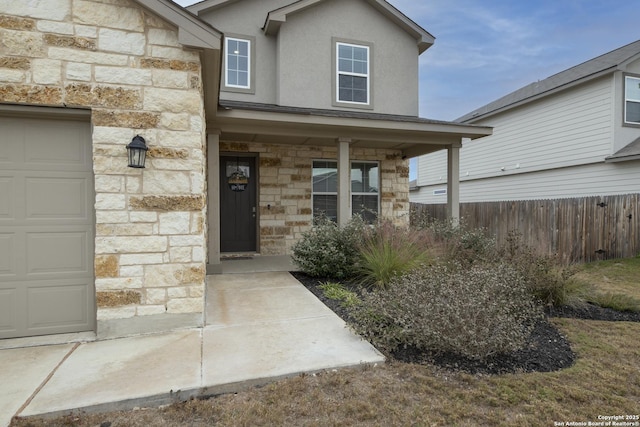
{"left": 0, "top": 270, "right": 384, "bottom": 426}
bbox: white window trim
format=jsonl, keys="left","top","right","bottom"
{"left": 336, "top": 42, "right": 370, "bottom": 106}
{"left": 224, "top": 36, "right": 253, "bottom": 93}
{"left": 624, "top": 75, "right": 640, "bottom": 126}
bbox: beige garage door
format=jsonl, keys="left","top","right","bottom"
{"left": 0, "top": 113, "right": 95, "bottom": 339}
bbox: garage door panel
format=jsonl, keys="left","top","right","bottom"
{"left": 0, "top": 118, "right": 22, "bottom": 165}
{"left": 0, "top": 177, "right": 14, "bottom": 219}
{"left": 1, "top": 113, "right": 95, "bottom": 339}
{"left": 0, "top": 288, "right": 18, "bottom": 333}
{"left": 25, "top": 120, "right": 91, "bottom": 169}
{"left": 26, "top": 177, "right": 89, "bottom": 220}
{"left": 27, "top": 282, "right": 91, "bottom": 331}
{"left": 26, "top": 231, "right": 89, "bottom": 275}
{"left": 0, "top": 233, "right": 16, "bottom": 276}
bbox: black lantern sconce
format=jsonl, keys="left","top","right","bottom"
{"left": 127, "top": 135, "right": 148, "bottom": 168}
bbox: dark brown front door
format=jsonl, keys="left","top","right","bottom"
{"left": 220, "top": 156, "right": 257, "bottom": 252}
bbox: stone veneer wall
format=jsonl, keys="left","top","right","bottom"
{"left": 0, "top": 0, "right": 208, "bottom": 329}
{"left": 220, "top": 141, "right": 410, "bottom": 255}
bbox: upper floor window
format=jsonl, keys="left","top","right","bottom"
{"left": 224, "top": 36, "right": 252, "bottom": 92}
{"left": 625, "top": 75, "right": 640, "bottom": 125}
{"left": 336, "top": 42, "right": 370, "bottom": 105}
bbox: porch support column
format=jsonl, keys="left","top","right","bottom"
{"left": 337, "top": 138, "right": 351, "bottom": 227}
{"left": 447, "top": 143, "right": 461, "bottom": 225}
{"left": 207, "top": 130, "right": 221, "bottom": 273}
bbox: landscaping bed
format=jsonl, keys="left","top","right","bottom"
{"left": 548, "top": 303, "right": 640, "bottom": 322}
{"left": 293, "top": 271, "right": 639, "bottom": 375}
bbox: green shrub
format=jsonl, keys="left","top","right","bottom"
{"left": 319, "top": 282, "right": 361, "bottom": 308}
{"left": 356, "top": 221, "right": 431, "bottom": 289}
{"left": 291, "top": 215, "right": 366, "bottom": 279}
{"left": 409, "top": 205, "right": 433, "bottom": 230}
{"left": 587, "top": 292, "right": 640, "bottom": 312}
{"left": 424, "top": 219, "right": 497, "bottom": 265}
{"left": 500, "top": 232, "right": 585, "bottom": 307}
{"left": 348, "top": 262, "right": 543, "bottom": 360}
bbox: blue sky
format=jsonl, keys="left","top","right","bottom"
{"left": 398, "top": 0, "right": 639, "bottom": 121}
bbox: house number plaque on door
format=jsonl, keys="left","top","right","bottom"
{"left": 228, "top": 169, "right": 249, "bottom": 192}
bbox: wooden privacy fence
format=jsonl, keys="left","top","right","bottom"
{"left": 411, "top": 194, "right": 640, "bottom": 263}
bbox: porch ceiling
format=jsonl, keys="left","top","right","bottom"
{"left": 210, "top": 101, "right": 492, "bottom": 158}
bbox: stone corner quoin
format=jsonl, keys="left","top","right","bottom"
{"left": 0, "top": 0, "right": 207, "bottom": 326}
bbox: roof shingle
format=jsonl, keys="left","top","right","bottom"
{"left": 458, "top": 39, "right": 640, "bottom": 123}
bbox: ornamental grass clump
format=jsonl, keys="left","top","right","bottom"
{"left": 356, "top": 220, "right": 432, "bottom": 289}
{"left": 349, "top": 262, "right": 543, "bottom": 360}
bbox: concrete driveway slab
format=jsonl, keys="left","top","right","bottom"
{"left": 21, "top": 330, "right": 202, "bottom": 417}
{"left": 0, "top": 344, "right": 73, "bottom": 427}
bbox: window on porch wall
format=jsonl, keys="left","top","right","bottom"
{"left": 312, "top": 160, "right": 379, "bottom": 223}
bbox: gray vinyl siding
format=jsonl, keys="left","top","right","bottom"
{"left": 412, "top": 161, "right": 640, "bottom": 204}
{"left": 414, "top": 75, "right": 618, "bottom": 203}
{"left": 416, "top": 149, "right": 446, "bottom": 187}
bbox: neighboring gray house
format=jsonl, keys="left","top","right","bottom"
{"left": 412, "top": 40, "right": 640, "bottom": 204}
{"left": 0, "top": 0, "right": 490, "bottom": 342}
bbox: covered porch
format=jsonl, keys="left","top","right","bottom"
{"left": 206, "top": 101, "right": 492, "bottom": 271}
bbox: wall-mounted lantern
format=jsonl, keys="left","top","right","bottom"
{"left": 126, "top": 135, "right": 148, "bottom": 168}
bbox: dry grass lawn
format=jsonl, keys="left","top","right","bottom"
{"left": 13, "top": 318, "right": 640, "bottom": 427}
{"left": 575, "top": 256, "right": 640, "bottom": 299}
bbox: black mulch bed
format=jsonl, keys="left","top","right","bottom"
{"left": 291, "top": 272, "right": 639, "bottom": 375}
{"left": 547, "top": 304, "right": 640, "bottom": 322}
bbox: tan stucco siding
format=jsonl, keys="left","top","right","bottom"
{"left": 277, "top": 0, "right": 419, "bottom": 115}
{"left": 198, "top": 0, "right": 419, "bottom": 115}
{"left": 196, "top": 0, "right": 292, "bottom": 106}
{"left": 0, "top": 0, "right": 208, "bottom": 332}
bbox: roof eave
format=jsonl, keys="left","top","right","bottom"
{"left": 211, "top": 105, "right": 491, "bottom": 158}
{"left": 605, "top": 154, "right": 640, "bottom": 163}
{"left": 364, "top": 0, "right": 434, "bottom": 53}
{"left": 134, "top": 0, "right": 221, "bottom": 49}
{"left": 461, "top": 67, "right": 617, "bottom": 124}
{"left": 261, "top": 0, "right": 434, "bottom": 52}
{"left": 133, "top": 0, "right": 222, "bottom": 118}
